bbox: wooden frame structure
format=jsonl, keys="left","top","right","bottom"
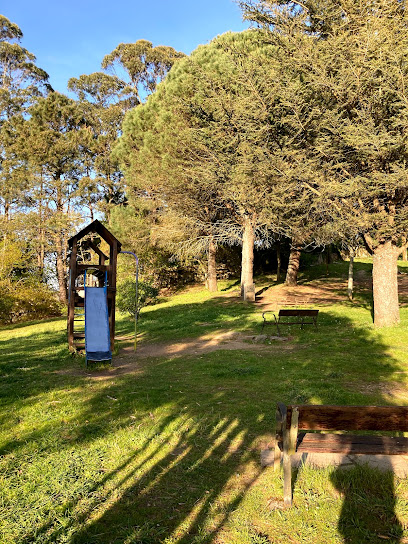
{"left": 67, "top": 220, "right": 122, "bottom": 352}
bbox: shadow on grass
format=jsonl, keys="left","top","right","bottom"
{"left": 1, "top": 295, "right": 407, "bottom": 543}
{"left": 331, "top": 461, "right": 403, "bottom": 543}
{"left": 220, "top": 278, "right": 240, "bottom": 292}
{"left": 115, "top": 295, "right": 262, "bottom": 345}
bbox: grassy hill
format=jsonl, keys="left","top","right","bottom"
{"left": 2, "top": 260, "right": 408, "bottom": 543}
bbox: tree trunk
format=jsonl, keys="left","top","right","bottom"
{"left": 372, "top": 241, "right": 400, "bottom": 327}
{"left": 37, "top": 181, "right": 45, "bottom": 280}
{"left": 402, "top": 248, "right": 407, "bottom": 262}
{"left": 207, "top": 236, "right": 217, "bottom": 292}
{"left": 326, "top": 246, "right": 331, "bottom": 276}
{"left": 276, "top": 242, "right": 281, "bottom": 282}
{"left": 4, "top": 200, "right": 10, "bottom": 221}
{"left": 285, "top": 241, "right": 301, "bottom": 286}
{"left": 240, "top": 216, "right": 255, "bottom": 301}
{"left": 55, "top": 235, "right": 67, "bottom": 304}
{"left": 37, "top": 228, "right": 45, "bottom": 279}
{"left": 347, "top": 255, "right": 354, "bottom": 301}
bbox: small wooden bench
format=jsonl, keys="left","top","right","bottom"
{"left": 274, "top": 403, "right": 408, "bottom": 506}
{"left": 262, "top": 309, "right": 319, "bottom": 335}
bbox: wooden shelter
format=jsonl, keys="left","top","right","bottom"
{"left": 67, "top": 220, "right": 121, "bottom": 352}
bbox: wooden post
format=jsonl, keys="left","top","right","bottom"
{"left": 274, "top": 403, "right": 286, "bottom": 471}
{"left": 288, "top": 407, "right": 299, "bottom": 455}
{"left": 67, "top": 240, "right": 77, "bottom": 351}
{"left": 283, "top": 406, "right": 298, "bottom": 507}
{"left": 109, "top": 241, "right": 118, "bottom": 351}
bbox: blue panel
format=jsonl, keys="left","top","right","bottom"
{"left": 84, "top": 286, "right": 111, "bottom": 361}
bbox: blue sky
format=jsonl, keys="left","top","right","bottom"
{"left": 2, "top": 0, "right": 249, "bottom": 93}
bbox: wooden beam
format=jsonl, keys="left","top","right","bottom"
{"left": 287, "top": 405, "right": 408, "bottom": 432}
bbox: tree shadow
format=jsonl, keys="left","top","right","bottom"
{"left": 220, "top": 278, "right": 240, "bottom": 291}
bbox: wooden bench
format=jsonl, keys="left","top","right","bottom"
{"left": 274, "top": 403, "right": 408, "bottom": 506}
{"left": 262, "top": 309, "right": 319, "bottom": 335}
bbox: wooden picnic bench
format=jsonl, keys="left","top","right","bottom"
{"left": 274, "top": 403, "right": 408, "bottom": 506}
{"left": 262, "top": 309, "right": 319, "bottom": 336}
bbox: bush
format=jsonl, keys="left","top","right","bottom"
{"left": 0, "top": 280, "right": 62, "bottom": 324}
{"left": 117, "top": 278, "right": 159, "bottom": 318}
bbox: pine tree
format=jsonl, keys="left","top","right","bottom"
{"left": 18, "top": 92, "right": 89, "bottom": 302}
{"left": 68, "top": 72, "right": 131, "bottom": 222}
{"left": 241, "top": 0, "right": 408, "bottom": 326}
{"left": 102, "top": 40, "right": 185, "bottom": 104}
{"left": 0, "top": 14, "right": 50, "bottom": 219}
{"left": 116, "top": 31, "right": 284, "bottom": 297}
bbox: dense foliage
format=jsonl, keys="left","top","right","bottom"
{"left": 2, "top": 3, "right": 408, "bottom": 326}
{"left": 116, "top": 277, "right": 159, "bottom": 317}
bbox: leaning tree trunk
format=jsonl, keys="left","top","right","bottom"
{"left": 285, "top": 241, "right": 301, "bottom": 286}
{"left": 206, "top": 236, "right": 218, "bottom": 292}
{"left": 240, "top": 216, "right": 255, "bottom": 301}
{"left": 372, "top": 241, "right": 400, "bottom": 327}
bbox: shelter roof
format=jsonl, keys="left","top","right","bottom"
{"left": 68, "top": 219, "right": 122, "bottom": 251}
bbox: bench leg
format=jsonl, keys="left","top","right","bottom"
{"left": 282, "top": 407, "right": 298, "bottom": 507}
{"left": 274, "top": 440, "right": 281, "bottom": 470}
{"left": 274, "top": 314, "right": 280, "bottom": 337}
{"left": 283, "top": 451, "right": 292, "bottom": 506}
{"left": 274, "top": 403, "right": 285, "bottom": 471}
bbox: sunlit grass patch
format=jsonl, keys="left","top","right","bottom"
{"left": 2, "top": 262, "right": 408, "bottom": 542}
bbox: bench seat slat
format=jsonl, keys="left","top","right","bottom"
{"left": 287, "top": 405, "right": 408, "bottom": 432}
{"left": 297, "top": 433, "right": 408, "bottom": 455}
{"left": 278, "top": 309, "right": 319, "bottom": 317}
{"left": 278, "top": 433, "right": 408, "bottom": 455}
{"left": 278, "top": 320, "right": 316, "bottom": 325}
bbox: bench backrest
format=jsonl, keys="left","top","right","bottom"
{"left": 287, "top": 405, "right": 408, "bottom": 432}
{"left": 279, "top": 309, "right": 319, "bottom": 317}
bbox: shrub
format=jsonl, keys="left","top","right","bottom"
{"left": 117, "top": 278, "right": 159, "bottom": 318}
{"left": 0, "top": 280, "right": 62, "bottom": 324}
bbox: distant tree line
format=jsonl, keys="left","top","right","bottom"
{"left": 0, "top": 14, "right": 183, "bottom": 321}
{"left": 2, "top": 1, "right": 408, "bottom": 328}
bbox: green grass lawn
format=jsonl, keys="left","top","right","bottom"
{"left": 2, "top": 261, "right": 408, "bottom": 543}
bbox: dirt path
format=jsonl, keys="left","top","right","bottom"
{"left": 59, "top": 330, "right": 294, "bottom": 379}
{"left": 106, "top": 331, "right": 293, "bottom": 376}
{"left": 62, "top": 268, "right": 408, "bottom": 379}
{"left": 255, "top": 269, "right": 408, "bottom": 307}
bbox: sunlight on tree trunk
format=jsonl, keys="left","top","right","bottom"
{"left": 285, "top": 241, "right": 301, "bottom": 287}
{"left": 206, "top": 237, "right": 217, "bottom": 292}
{"left": 348, "top": 254, "right": 354, "bottom": 301}
{"left": 240, "top": 216, "right": 255, "bottom": 301}
{"left": 372, "top": 241, "right": 400, "bottom": 327}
